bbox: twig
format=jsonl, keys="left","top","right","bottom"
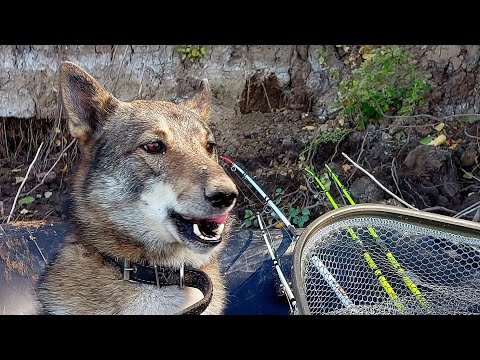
{"left": 30, "top": 236, "right": 48, "bottom": 265}
{"left": 347, "top": 129, "right": 369, "bottom": 182}
{"left": 462, "top": 170, "right": 480, "bottom": 183}
{"left": 464, "top": 127, "right": 480, "bottom": 140}
{"left": 303, "top": 201, "right": 321, "bottom": 210}
{"left": 3, "top": 120, "right": 9, "bottom": 160}
{"left": 260, "top": 80, "right": 273, "bottom": 113}
{"left": 473, "top": 208, "right": 480, "bottom": 222}
{"left": 404, "top": 178, "right": 427, "bottom": 208}
{"left": 454, "top": 200, "right": 480, "bottom": 219}
{"left": 278, "top": 189, "right": 300, "bottom": 202}
{"left": 329, "top": 130, "right": 353, "bottom": 163}
{"left": 342, "top": 152, "right": 418, "bottom": 210}
{"left": 421, "top": 206, "right": 458, "bottom": 215}
{"left": 42, "top": 210, "right": 53, "bottom": 220}
{"left": 6, "top": 142, "right": 44, "bottom": 223}
{"left": 391, "top": 158, "right": 405, "bottom": 201}
{"left": 383, "top": 113, "right": 480, "bottom": 122}
{"left": 303, "top": 126, "right": 323, "bottom": 166}
{"left": 23, "top": 139, "right": 76, "bottom": 196}
{"left": 456, "top": 204, "right": 480, "bottom": 219}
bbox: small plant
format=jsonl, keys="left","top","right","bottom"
{"left": 177, "top": 45, "right": 206, "bottom": 62}
{"left": 317, "top": 48, "right": 328, "bottom": 65}
{"left": 274, "top": 187, "right": 284, "bottom": 203}
{"left": 289, "top": 207, "right": 310, "bottom": 227}
{"left": 338, "top": 45, "right": 430, "bottom": 129}
{"left": 243, "top": 209, "right": 258, "bottom": 228}
{"left": 299, "top": 128, "right": 351, "bottom": 163}
{"left": 312, "top": 128, "right": 351, "bottom": 147}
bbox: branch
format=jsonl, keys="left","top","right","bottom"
{"left": 341, "top": 152, "right": 418, "bottom": 210}
{"left": 24, "top": 139, "right": 76, "bottom": 196}
{"left": 6, "top": 142, "right": 44, "bottom": 223}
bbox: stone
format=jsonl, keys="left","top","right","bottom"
{"left": 461, "top": 147, "right": 478, "bottom": 167}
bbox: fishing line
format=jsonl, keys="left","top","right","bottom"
{"left": 323, "top": 164, "right": 431, "bottom": 312}
{"left": 304, "top": 166, "right": 405, "bottom": 312}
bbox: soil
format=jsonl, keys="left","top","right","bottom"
{"left": 1, "top": 45, "right": 480, "bottom": 226}
{"left": 2, "top": 109, "right": 478, "bottom": 227}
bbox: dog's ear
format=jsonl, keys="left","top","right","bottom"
{"left": 181, "top": 79, "right": 211, "bottom": 123}
{"left": 59, "top": 61, "right": 119, "bottom": 144}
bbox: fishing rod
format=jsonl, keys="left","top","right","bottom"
{"left": 221, "top": 155, "right": 355, "bottom": 311}
{"left": 220, "top": 155, "right": 296, "bottom": 237}
{"left": 256, "top": 212, "right": 297, "bottom": 311}
{"left": 324, "top": 164, "right": 431, "bottom": 312}
{"left": 304, "top": 167, "right": 406, "bottom": 313}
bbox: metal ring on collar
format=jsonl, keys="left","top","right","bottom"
{"left": 179, "top": 263, "right": 185, "bottom": 289}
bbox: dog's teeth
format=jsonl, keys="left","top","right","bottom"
{"left": 193, "top": 223, "right": 202, "bottom": 237}
{"left": 193, "top": 223, "right": 220, "bottom": 241}
{"left": 212, "top": 223, "right": 225, "bottom": 235}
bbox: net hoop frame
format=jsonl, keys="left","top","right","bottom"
{"left": 291, "top": 204, "right": 480, "bottom": 315}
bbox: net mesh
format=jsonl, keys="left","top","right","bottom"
{"left": 299, "top": 217, "right": 480, "bottom": 315}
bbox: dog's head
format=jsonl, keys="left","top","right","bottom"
{"left": 60, "top": 62, "right": 238, "bottom": 262}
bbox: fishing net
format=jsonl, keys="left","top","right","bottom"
{"left": 292, "top": 204, "right": 480, "bottom": 315}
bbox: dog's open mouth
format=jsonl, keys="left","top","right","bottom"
{"left": 171, "top": 211, "right": 227, "bottom": 245}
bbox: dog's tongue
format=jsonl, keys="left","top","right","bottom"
{"left": 204, "top": 213, "right": 229, "bottom": 224}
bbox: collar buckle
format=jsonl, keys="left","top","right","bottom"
{"left": 123, "top": 259, "right": 135, "bottom": 281}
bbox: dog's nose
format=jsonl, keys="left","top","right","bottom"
{"left": 206, "top": 190, "right": 238, "bottom": 208}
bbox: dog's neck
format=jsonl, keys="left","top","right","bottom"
{"left": 73, "top": 239, "right": 214, "bottom": 315}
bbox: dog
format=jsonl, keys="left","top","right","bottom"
{"left": 38, "top": 62, "right": 238, "bottom": 314}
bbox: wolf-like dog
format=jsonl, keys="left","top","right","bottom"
{"left": 38, "top": 62, "right": 238, "bottom": 314}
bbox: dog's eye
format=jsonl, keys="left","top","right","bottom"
{"left": 206, "top": 142, "right": 216, "bottom": 155}
{"left": 142, "top": 141, "right": 166, "bottom": 154}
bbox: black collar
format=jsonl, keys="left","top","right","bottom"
{"left": 103, "top": 255, "right": 213, "bottom": 315}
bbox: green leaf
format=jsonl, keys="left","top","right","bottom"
{"left": 289, "top": 207, "right": 300, "bottom": 217}
{"left": 292, "top": 217, "right": 299, "bottom": 225}
{"left": 200, "top": 47, "right": 206, "bottom": 55}
{"left": 245, "top": 219, "right": 252, "bottom": 228}
{"left": 419, "top": 136, "right": 433, "bottom": 145}
{"left": 18, "top": 196, "right": 35, "bottom": 205}
{"left": 462, "top": 170, "right": 474, "bottom": 180}
{"left": 275, "top": 187, "right": 284, "bottom": 194}
{"left": 191, "top": 48, "right": 200, "bottom": 57}
{"left": 302, "top": 208, "right": 310, "bottom": 216}
{"left": 460, "top": 115, "right": 478, "bottom": 124}
{"left": 244, "top": 209, "right": 253, "bottom": 219}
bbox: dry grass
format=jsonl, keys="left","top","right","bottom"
{"left": 0, "top": 117, "right": 78, "bottom": 175}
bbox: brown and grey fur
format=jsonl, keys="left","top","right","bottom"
{"left": 38, "top": 62, "right": 238, "bottom": 314}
